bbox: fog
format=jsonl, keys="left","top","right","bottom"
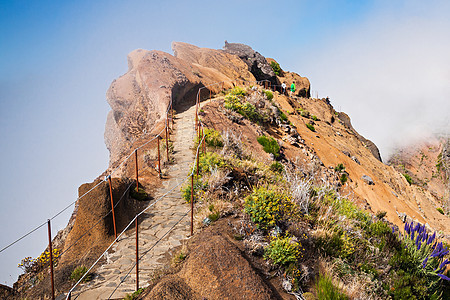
{"left": 1, "top": 0, "right": 449, "bottom": 287}
{"left": 294, "top": 0, "right": 450, "bottom": 160}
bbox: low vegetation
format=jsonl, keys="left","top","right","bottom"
{"left": 257, "top": 135, "right": 280, "bottom": 157}
{"left": 70, "top": 266, "right": 91, "bottom": 283}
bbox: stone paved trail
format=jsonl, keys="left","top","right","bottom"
{"left": 72, "top": 104, "right": 196, "bottom": 300}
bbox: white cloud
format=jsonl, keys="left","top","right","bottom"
{"left": 298, "top": 1, "right": 450, "bottom": 159}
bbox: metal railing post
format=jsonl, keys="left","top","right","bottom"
{"left": 196, "top": 146, "right": 199, "bottom": 178}
{"left": 108, "top": 176, "right": 117, "bottom": 239}
{"left": 135, "top": 150, "right": 139, "bottom": 192}
{"left": 165, "top": 121, "right": 169, "bottom": 162}
{"left": 47, "top": 219, "right": 55, "bottom": 300}
{"left": 190, "top": 174, "right": 194, "bottom": 236}
{"left": 157, "top": 136, "right": 161, "bottom": 178}
{"left": 135, "top": 216, "right": 139, "bottom": 291}
{"left": 195, "top": 95, "right": 198, "bottom": 133}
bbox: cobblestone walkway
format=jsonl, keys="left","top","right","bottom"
{"left": 72, "top": 104, "right": 196, "bottom": 300}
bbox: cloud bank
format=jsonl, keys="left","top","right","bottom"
{"left": 297, "top": 1, "right": 450, "bottom": 159}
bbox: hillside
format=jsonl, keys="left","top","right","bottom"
{"left": 6, "top": 42, "right": 449, "bottom": 299}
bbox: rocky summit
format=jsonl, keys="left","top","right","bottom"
{"left": 10, "top": 42, "right": 449, "bottom": 300}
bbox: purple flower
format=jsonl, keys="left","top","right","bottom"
{"left": 392, "top": 227, "right": 396, "bottom": 234}
{"left": 422, "top": 257, "right": 429, "bottom": 268}
{"left": 417, "top": 241, "right": 422, "bottom": 250}
{"left": 437, "top": 273, "right": 450, "bottom": 281}
{"left": 404, "top": 222, "right": 410, "bottom": 233}
{"left": 422, "top": 233, "right": 428, "bottom": 243}
{"left": 413, "top": 223, "right": 420, "bottom": 232}
{"left": 427, "top": 232, "right": 436, "bottom": 245}
{"left": 438, "top": 259, "right": 449, "bottom": 272}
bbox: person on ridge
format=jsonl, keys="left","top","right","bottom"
{"left": 281, "top": 82, "right": 286, "bottom": 94}
{"left": 290, "top": 82, "right": 296, "bottom": 97}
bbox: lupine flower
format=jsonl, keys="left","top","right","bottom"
{"left": 437, "top": 273, "right": 450, "bottom": 281}
{"left": 404, "top": 222, "right": 410, "bottom": 233}
{"left": 414, "top": 223, "right": 420, "bottom": 232}
{"left": 417, "top": 241, "right": 422, "bottom": 250}
{"left": 437, "top": 259, "right": 449, "bottom": 273}
{"left": 422, "top": 256, "right": 429, "bottom": 268}
{"left": 427, "top": 232, "right": 436, "bottom": 245}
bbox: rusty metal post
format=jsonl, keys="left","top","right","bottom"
{"left": 47, "top": 219, "right": 55, "bottom": 300}
{"left": 135, "top": 150, "right": 139, "bottom": 192}
{"left": 135, "top": 216, "right": 139, "bottom": 291}
{"left": 165, "top": 122, "right": 169, "bottom": 162}
{"left": 195, "top": 95, "right": 198, "bottom": 133}
{"left": 190, "top": 174, "right": 194, "bottom": 236}
{"left": 196, "top": 146, "right": 199, "bottom": 178}
{"left": 157, "top": 137, "right": 161, "bottom": 178}
{"left": 108, "top": 176, "right": 117, "bottom": 239}
{"left": 171, "top": 104, "right": 174, "bottom": 128}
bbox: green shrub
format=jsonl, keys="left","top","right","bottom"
{"left": 403, "top": 173, "right": 412, "bottom": 185}
{"left": 335, "top": 163, "right": 345, "bottom": 172}
{"left": 270, "top": 61, "right": 282, "bottom": 76}
{"left": 437, "top": 207, "right": 445, "bottom": 215}
{"left": 264, "top": 236, "right": 302, "bottom": 266}
{"left": 181, "top": 178, "right": 204, "bottom": 203}
{"left": 279, "top": 111, "right": 288, "bottom": 122}
{"left": 229, "top": 86, "right": 246, "bottom": 96}
{"left": 312, "top": 115, "right": 319, "bottom": 121}
{"left": 264, "top": 90, "right": 273, "bottom": 100}
{"left": 340, "top": 173, "right": 348, "bottom": 185}
{"left": 224, "top": 94, "right": 262, "bottom": 123}
{"left": 203, "top": 128, "right": 223, "bottom": 148}
{"left": 270, "top": 161, "right": 284, "bottom": 174}
{"left": 130, "top": 186, "right": 148, "bottom": 201}
{"left": 70, "top": 266, "right": 91, "bottom": 283}
{"left": 198, "top": 152, "right": 227, "bottom": 173}
{"left": 368, "top": 220, "right": 391, "bottom": 237}
{"left": 124, "top": 288, "right": 144, "bottom": 300}
{"left": 208, "top": 204, "right": 220, "bottom": 222}
{"left": 315, "top": 273, "right": 348, "bottom": 300}
{"left": 297, "top": 109, "right": 310, "bottom": 118}
{"left": 244, "top": 187, "right": 291, "bottom": 229}
{"left": 257, "top": 136, "right": 280, "bottom": 157}
{"left": 306, "top": 124, "right": 315, "bottom": 132}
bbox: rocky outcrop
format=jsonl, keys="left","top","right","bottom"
{"left": 142, "top": 220, "right": 275, "bottom": 299}
{"left": 338, "top": 112, "right": 382, "bottom": 162}
{"left": 172, "top": 42, "right": 255, "bottom": 83}
{"left": 266, "top": 58, "right": 311, "bottom": 98}
{"left": 59, "top": 178, "right": 137, "bottom": 266}
{"left": 105, "top": 43, "right": 259, "bottom": 167}
{"left": 223, "top": 41, "right": 276, "bottom": 84}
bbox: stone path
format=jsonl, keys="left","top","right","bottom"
{"left": 71, "top": 105, "right": 196, "bottom": 300}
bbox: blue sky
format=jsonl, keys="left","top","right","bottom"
{"left": 1, "top": 0, "right": 449, "bottom": 285}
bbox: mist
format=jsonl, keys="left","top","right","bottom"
{"left": 294, "top": 0, "right": 450, "bottom": 160}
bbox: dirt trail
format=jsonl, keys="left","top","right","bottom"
{"left": 71, "top": 104, "right": 196, "bottom": 299}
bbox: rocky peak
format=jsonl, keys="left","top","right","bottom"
{"left": 222, "top": 41, "right": 276, "bottom": 83}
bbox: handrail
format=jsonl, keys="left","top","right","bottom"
{"left": 0, "top": 76, "right": 271, "bottom": 298}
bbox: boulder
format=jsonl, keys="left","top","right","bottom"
{"left": 223, "top": 41, "right": 276, "bottom": 84}
{"left": 362, "top": 175, "right": 375, "bottom": 185}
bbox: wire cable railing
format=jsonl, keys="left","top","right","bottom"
{"left": 1, "top": 78, "right": 274, "bottom": 299}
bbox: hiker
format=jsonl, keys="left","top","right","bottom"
{"left": 290, "top": 82, "right": 296, "bottom": 97}
{"left": 281, "top": 82, "right": 286, "bottom": 94}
